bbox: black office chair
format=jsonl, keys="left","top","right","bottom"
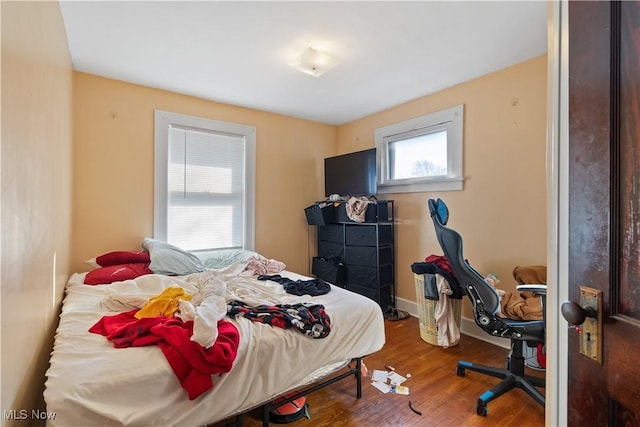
{"left": 428, "top": 198, "right": 546, "bottom": 416}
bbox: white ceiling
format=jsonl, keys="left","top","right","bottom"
{"left": 59, "top": 1, "right": 548, "bottom": 125}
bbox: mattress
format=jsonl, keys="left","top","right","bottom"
{"left": 44, "top": 267, "right": 385, "bottom": 426}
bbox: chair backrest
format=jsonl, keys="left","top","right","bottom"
{"left": 428, "top": 198, "right": 501, "bottom": 315}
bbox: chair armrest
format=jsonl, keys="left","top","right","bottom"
{"left": 516, "top": 284, "right": 547, "bottom": 296}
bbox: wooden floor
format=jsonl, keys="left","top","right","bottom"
{"left": 223, "top": 316, "right": 545, "bottom": 427}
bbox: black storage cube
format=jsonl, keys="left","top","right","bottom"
{"left": 318, "top": 241, "right": 344, "bottom": 260}
{"left": 376, "top": 201, "right": 390, "bottom": 222}
{"left": 346, "top": 265, "right": 377, "bottom": 287}
{"left": 347, "top": 264, "right": 393, "bottom": 288}
{"left": 337, "top": 201, "right": 389, "bottom": 223}
{"left": 318, "top": 224, "right": 344, "bottom": 243}
{"left": 304, "top": 203, "right": 335, "bottom": 225}
{"left": 344, "top": 246, "right": 377, "bottom": 267}
{"left": 344, "top": 245, "right": 393, "bottom": 268}
{"left": 345, "top": 224, "right": 393, "bottom": 246}
{"left": 312, "top": 257, "right": 346, "bottom": 286}
{"left": 347, "top": 283, "right": 392, "bottom": 309}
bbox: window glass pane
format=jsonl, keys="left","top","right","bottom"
{"left": 167, "top": 127, "right": 245, "bottom": 251}
{"left": 375, "top": 104, "right": 463, "bottom": 193}
{"left": 169, "top": 127, "right": 186, "bottom": 193}
{"left": 388, "top": 130, "right": 447, "bottom": 180}
{"left": 155, "top": 111, "right": 256, "bottom": 250}
{"left": 185, "top": 129, "right": 244, "bottom": 194}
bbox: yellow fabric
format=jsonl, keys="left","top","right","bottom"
{"left": 135, "top": 286, "right": 192, "bottom": 319}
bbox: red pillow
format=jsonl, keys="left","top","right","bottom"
{"left": 96, "top": 251, "right": 150, "bottom": 267}
{"left": 84, "top": 263, "right": 153, "bottom": 285}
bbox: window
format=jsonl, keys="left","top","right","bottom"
{"left": 375, "top": 104, "right": 464, "bottom": 193}
{"left": 154, "top": 110, "right": 256, "bottom": 252}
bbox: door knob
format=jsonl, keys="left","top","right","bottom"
{"left": 561, "top": 300, "right": 597, "bottom": 326}
{"left": 562, "top": 286, "right": 603, "bottom": 364}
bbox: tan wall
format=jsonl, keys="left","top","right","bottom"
{"left": 337, "top": 55, "right": 548, "bottom": 318}
{"left": 72, "top": 73, "right": 336, "bottom": 275}
{"left": 1, "top": 1, "right": 73, "bottom": 421}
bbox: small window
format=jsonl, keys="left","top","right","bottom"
{"left": 154, "top": 110, "right": 256, "bottom": 252}
{"left": 375, "top": 104, "right": 464, "bottom": 193}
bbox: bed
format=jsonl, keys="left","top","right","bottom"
{"left": 44, "top": 246, "right": 386, "bottom": 426}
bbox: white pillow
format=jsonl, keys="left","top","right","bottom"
{"left": 141, "top": 237, "right": 204, "bottom": 276}
{"left": 196, "top": 249, "right": 260, "bottom": 269}
{"left": 85, "top": 257, "right": 100, "bottom": 269}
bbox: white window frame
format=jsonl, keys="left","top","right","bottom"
{"left": 375, "top": 104, "right": 464, "bottom": 193}
{"left": 153, "top": 110, "right": 256, "bottom": 251}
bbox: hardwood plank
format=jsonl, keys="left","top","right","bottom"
{"left": 213, "top": 317, "right": 545, "bottom": 426}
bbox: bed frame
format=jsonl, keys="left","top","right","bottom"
{"left": 219, "top": 358, "right": 362, "bottom": 427}
{"left": 260, "top": 358, "right": 362, "bottom": 426}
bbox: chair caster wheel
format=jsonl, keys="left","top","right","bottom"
{"left": 456, "top": 366, "right": 465, "bottom": 377}
{"left": 476, "top": 402, "right": 488, "bottom": 417}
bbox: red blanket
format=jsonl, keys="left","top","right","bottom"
{"left": 90, "top": 310, "right": 239, "bottom": 399}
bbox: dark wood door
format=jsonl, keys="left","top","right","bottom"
{"left": 568, "top": 1, "right": 640, "bottom": 425}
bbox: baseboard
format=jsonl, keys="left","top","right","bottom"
{"left": 393, "top": 295, "right": 418, "bottom": 319}
{"left": 394, "top": 296, "right": 510, "bottom": 349}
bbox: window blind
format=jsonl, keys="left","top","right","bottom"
{"left": 167, "top": 126, "right": 246, "bottom": 251}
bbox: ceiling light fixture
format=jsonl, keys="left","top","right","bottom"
{"left": 289, "top": 47, "right": 338, "bottom": 77}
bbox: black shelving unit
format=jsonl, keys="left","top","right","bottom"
{"left": 309, "top": 200, "right": 395, "bottom": 309}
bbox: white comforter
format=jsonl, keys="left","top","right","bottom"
{"left": 44, "top": 266, "right": 385, "bottom": 426}
{"left": 98, "top": 263, "right": 313, "bottom": 348}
